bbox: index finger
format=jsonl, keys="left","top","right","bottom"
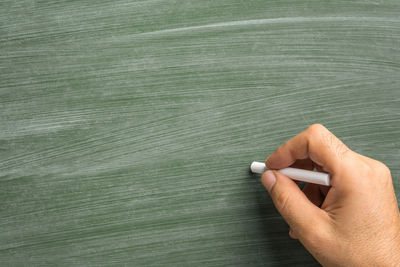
{"left": 266, "top": 124, "right": 352, "bottom": 175}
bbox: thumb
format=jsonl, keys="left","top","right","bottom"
{"left": 261, "top": 170, "right": 328, "bottom": 240}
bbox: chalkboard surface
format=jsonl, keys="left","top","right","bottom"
{"left": 1, "top": 0, "right": 399, "bottom": 266}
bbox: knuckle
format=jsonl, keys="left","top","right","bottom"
{"left": 358, "top": 158, "right": 392, "bottom": 183}
{"left": 358, "top": 160, "right": 374, "bottom": 176}
{"left": 307, "top": 124, "right": 327, "bottom": 136}
{"left": 376, "top": 161, "right": 391, "bottom": 177}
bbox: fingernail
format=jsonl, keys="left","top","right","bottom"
{"left": 261, "top": 170, "right": 276, "bottom": 192}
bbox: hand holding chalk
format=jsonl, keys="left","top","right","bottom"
{"left": 258, "top": 124, "right": 400, "bottom": 266}
{"left": 250, "top": 161, "right": 330, "bottom": 186}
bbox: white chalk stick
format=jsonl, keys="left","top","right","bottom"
{"left": 250, "top": 161, "right": 330, "bottom": 186}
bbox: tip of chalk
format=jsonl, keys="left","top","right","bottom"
{"left": 250, "top": 161, "right": 267, "bottom": 174}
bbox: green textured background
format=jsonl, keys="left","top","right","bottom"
{"left": 1, "top": 0, "right": 400, "bottom": 266}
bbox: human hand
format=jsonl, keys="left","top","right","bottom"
{"left": 261, "top": 124, "right": 400, "bottom": 266}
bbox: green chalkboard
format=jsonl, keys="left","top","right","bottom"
{"left": 1, "top": 0, "right": 400, "bottom": 266}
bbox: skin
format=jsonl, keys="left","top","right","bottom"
{"left": 261, "top": 124, "right": 400, "bottom": 266}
